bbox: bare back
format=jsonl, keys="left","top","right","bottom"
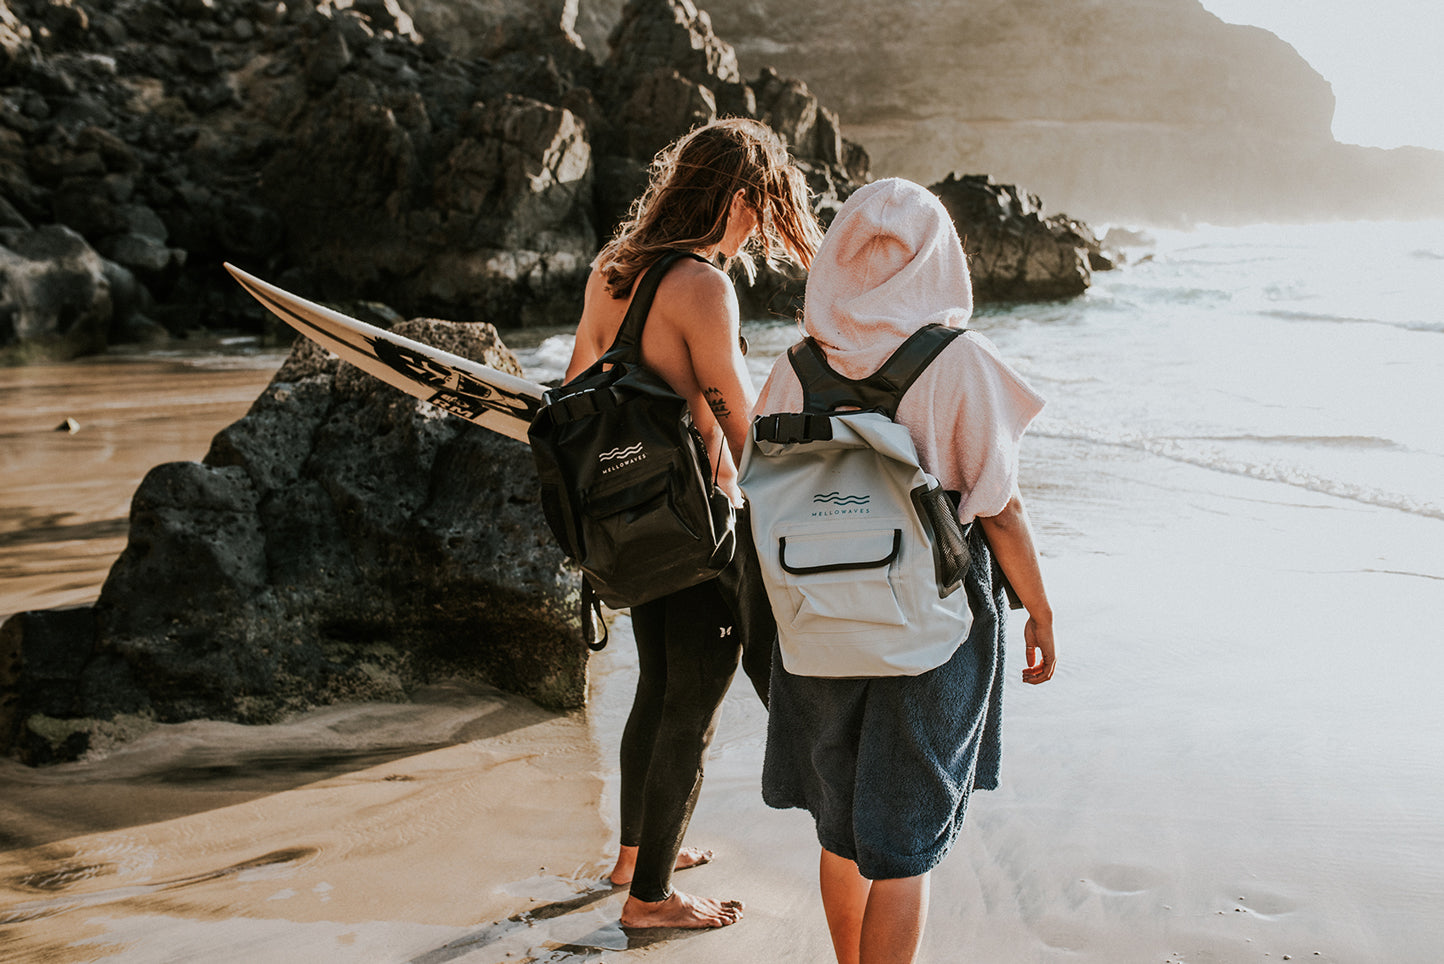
{"left": 566, "top": 257, "right": 756, "bottom": 501}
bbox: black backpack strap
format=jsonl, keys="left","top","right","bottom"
{"left": 788, "top": 324, "right": 966, "bottom": 417}
{"left": 600, "top": 249, "right": 711, "bottom": 365}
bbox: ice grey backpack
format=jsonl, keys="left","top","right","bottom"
{"left": 738, "top": 324, "right": 973, "bottom": 677}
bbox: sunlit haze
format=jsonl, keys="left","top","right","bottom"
{"left": 1200, "top": 0, "right": 1444, "bottom": 152}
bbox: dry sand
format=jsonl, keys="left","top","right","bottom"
{"left": 4, "top": 354, "right": 1443, "bottom": 962}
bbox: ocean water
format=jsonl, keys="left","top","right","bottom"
{"left": 986, "top": 220, "right": 1444, "bottom": 524}
{"left": 522, "top": 220, "right": 1444, "bottom": 526}
{"left": 908, "top": 220, "right": 1444, "bottom": 960}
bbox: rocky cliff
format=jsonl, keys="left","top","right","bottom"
{"left": 0, "top": 0, "right": 1107, "bottom": 362}
{"left": 581, "top": 0, "right": 1444, "bottom": 225}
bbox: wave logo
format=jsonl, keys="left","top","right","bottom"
{"left": 813, "top": 491, "right": 870, "bottom": 506}
{"left": 599, "top": 443, "right": 645, "bottom": 462}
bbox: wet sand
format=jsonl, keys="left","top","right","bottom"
{"left": 0, "top": 351, "right": 289, "bottom": 618}
{"left": 3, "top": 355, "right": 1444, "bottom": 962}
{"left": 0, "top": 683, "right": 613, "bottom": 962}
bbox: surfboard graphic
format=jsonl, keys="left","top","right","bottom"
{"left": 224, "top": 263, "right": 545, "bottom": 443}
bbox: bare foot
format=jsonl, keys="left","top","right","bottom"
{"left": 608, "top": 845, "right": 714, "bottom": 887}
{"left": 620, "top": 890, "right": 744, "bottom": 929}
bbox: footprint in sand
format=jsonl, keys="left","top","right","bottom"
{"left": 11, "top": 861, "right": 115, "bottom": 893}
{"left": 1226, "top": 887, "right": 1298, "bottom": 920}
{"left": 1078, "top": 863, "right": 1170, "bottom": 897}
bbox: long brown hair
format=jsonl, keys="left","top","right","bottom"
{"left": 597, "top": 118, "right": 825, "bottom": 297}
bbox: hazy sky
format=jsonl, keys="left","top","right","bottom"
{"left": 1199, "top": 0, "right": 1444, "bottom": 152}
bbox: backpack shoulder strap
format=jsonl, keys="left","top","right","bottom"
{"left": 788, "top": 324, "right": 966, "bottom": 418}
{"left": 600, "top": 249, "right": 711, "bottom": 364}
{"left": 869, "top": 324, "right": 967, "bottom": 414}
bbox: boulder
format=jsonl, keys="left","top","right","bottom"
{"left": 251, "top": 56, "right": 598, "bottom": 323}
{"left": 399, "top": 0, "right": 574, "bottom": 58}
{"left": 930, "top": 173, "right": 1099, "bottom": 301}
{"left": 752, "top": 67, "right": 842, "bottom": 165}
{"left": 0, "top": 224, "right": 117, "bottom": 360}
{"left": 604, "top": 0, "right": 740, "bottom": 92}
{"left": 416, "top": 94, "right": 597, "bottom": 326}
{"left": 0, "top": 1, "right": 34, "bottom": 80}
{"left": 0, "top": 321, "right": 590, "bottom": 761}
{"left": 612, "top": 67, "right": 717, "bottom": 161}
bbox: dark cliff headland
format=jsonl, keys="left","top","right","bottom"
{"left": 671, "top": 0, "right": 1444, "bottom": 227}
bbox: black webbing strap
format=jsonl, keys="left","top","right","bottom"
{"left": 788, "top": 324, "right": 966, "bottom": 416}
{"left": 600, "top": 249, "right": 710, "bottom": 366}
{"left": 753, "top": 411, "right": 835, "bottom": 444}
{"left": 548, "top": 385, "right": 627, "bottom": 423}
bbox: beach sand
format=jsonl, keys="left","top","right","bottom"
{"left": 3, "top": 356, "right": 1443, "bottom": 962}
{"left": 0, "top": 354, "right": 288, "bottom": 619}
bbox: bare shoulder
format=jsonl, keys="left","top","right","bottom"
{"left": 582, "top": 264, "right": 613, "bottom": 307}
{"left": 656, "top": 257, "right": 738, "bottom": 322}
{"left": 567, "top": 265, "right": 620, "bottom": 377}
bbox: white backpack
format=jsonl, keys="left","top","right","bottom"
{"left": 739, "top": 325, "right": 973, "bottom": 678}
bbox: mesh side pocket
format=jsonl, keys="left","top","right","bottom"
{"left": 913, "top": 483, "right": 970, "bottom": 596}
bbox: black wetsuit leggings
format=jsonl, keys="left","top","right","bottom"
{"left": 618, "top": 511, "right": 773, "bottom": 903}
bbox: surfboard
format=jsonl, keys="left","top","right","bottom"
{"left": 224, "top": 263, "right": 545, "bottom": 443}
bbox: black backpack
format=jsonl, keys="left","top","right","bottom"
{"left": 528, "top": 250, "right": 737, "bottom": 631}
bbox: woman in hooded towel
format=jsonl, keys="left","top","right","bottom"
{"left": 751, "top": 178, "right": 1057, "bottom": 964}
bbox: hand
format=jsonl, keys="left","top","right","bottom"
{"left": 1022, "top": 614, "right": 1055, "bottom": 684}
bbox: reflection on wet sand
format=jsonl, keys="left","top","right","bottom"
{"left": 406, "top": 879, "right": 718, "bottom": 963}
{"left": 0, "top": 682, "right": 618, "bottom": 963}
{"left": 4, "top": 845, "right": 321, "bottom": 926}
{"left": 0, "top": 352, "right": 287, "bottom": 619}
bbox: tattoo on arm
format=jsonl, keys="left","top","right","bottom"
{"left": 703, "top": 387, "right": 732, "bottom": 419}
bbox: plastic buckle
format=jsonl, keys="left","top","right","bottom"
{"left": 754, "top": 413, "right": 833, "bottom": 443}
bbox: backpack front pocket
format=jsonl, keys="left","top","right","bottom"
{"left": 773, "top": 523, "right": 908, "bottom": 630}
{"left": 581, "top": 460, "right": 707, "bottom": 567}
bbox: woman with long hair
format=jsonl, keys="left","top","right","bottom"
{"left": 565, "top": 117, "right": 824, "bottom": 929}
